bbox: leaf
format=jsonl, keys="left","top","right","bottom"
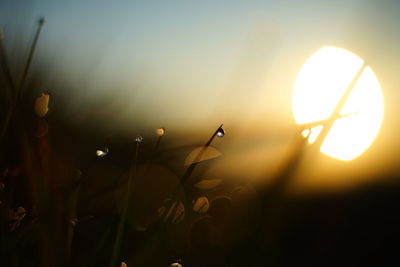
{"left": 8, "top": 207, "right": 26, "bottom": 231}
{"left": 194, "top": 179, "right": 223, "bottom": 190}
{"left": 193, "top": 196, "right": 210, "bottom": 214}
{"left": 158, "top": 198, "right": 185, "bottom": 224}
{"left": 184, "top": 146, "right": 222, "bottom": 166}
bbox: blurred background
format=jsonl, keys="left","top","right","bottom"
{"left": 1, "top": 0, "right": 400, "bottom": 266}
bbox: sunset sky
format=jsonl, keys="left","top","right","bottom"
{"left": 1, "top": 0, "right": 400, "bottom": 190}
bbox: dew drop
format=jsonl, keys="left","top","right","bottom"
{"left": 96, "top": 146, "right": 109, "bottom": 157}
{"left": 70, "top": 218, "right": 79, "bottom": 227}
{"left": 170, "top": 261, "right": 183, "bottom": 267}
{"left": 216, "top": 127, "right": 225, "bottom": 138}
{"left": 155, "top": 127, "right": 166, "bottom": 136}
{"left": 135, "top": 135, "right": 144, "bottom": 143}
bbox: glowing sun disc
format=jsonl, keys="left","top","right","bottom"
{"left": 292, "top": 46, "right": 384, "bottom": 161}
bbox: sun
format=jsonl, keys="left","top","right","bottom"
{"left": 292, "top": 46, "right": 384, "bottom": 161}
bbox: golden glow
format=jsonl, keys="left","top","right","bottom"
{"left": 292, "top": 46, "right": 384, "bottom": 161}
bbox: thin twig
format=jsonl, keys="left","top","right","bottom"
{"left": 15, "top": 17, "right": 45, "bottom": 101}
